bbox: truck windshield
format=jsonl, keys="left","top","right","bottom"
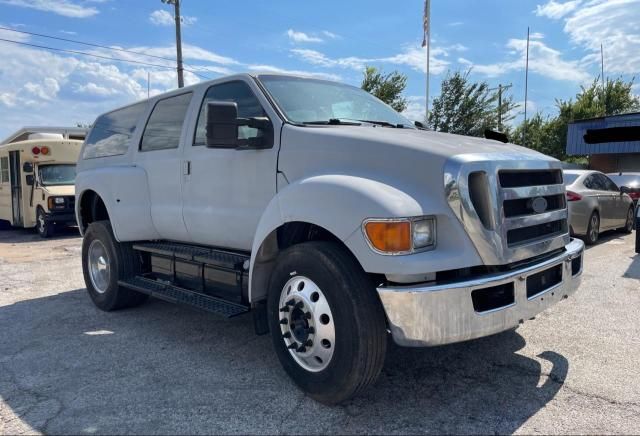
{"left": 38, "top": 164, "right": 76, "bottom": 186}
{"left": 258, "top": 75, "right": 415, "bottom": 128}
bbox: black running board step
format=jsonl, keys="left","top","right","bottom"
{"left": 133, "top": 241, "right": 249, "bottom": 271}
{"left": 119, "top": 276, "right": 249, "bottom": 318}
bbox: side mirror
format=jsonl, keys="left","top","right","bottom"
{"left": 23, "top": 162, "right": 33, "bottom": 173}
{"left": 206, "top": 101, "right": 274, "bottom": 150}
{"left": 414, "top": 121, "right": 426, "bottom": 129}
{"left": 26, "top": 175, "right": 34, "bottom": 186}
{"left": 206, "top": 101, "right": 239, "bottom": 148}
{"left": 620, "top": 185, "right": 631, "bottom": 194}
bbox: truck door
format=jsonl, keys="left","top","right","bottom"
{"left": 9, "top": 151, "right": 22, "bottom": 226}
{"left": 135, "top": 92, "right": 194, "bottom": 242}
{"left": 181, "top": 79, "right": 281, "bottom": 250}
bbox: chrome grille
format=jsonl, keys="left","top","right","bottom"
{"left": 444, "top": 153, "right": 570, "bottom": 265}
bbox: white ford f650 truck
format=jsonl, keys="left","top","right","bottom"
{"left": 76, "top": 74, "right": 584, "bottom": 404}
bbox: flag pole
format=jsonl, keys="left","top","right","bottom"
{"left": 423, "top": 0, "right": 431, "bottom": 123}
{"left": 523, "top": 26, "right": 530, "bottom": 147}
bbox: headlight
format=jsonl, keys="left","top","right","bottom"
{"left": 363, "top": 216, "right": 436, "bottom": 255}
{"left": 47, "top": 196, "right": 66, "bottom": 210}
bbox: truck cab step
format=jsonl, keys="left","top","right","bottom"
{"left": 133, "top": 241, "right": 249, "bottom": 271}
{"left": 119, "top": 276, "right": 249, "bottom": 318}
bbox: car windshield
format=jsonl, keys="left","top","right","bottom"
{"left": 38, "top": 164, "right": 76, "bottom": 186}
{"left": 563, "top": 173, "right": 580, "bottom": 185}
{"left": 258, "top": 75, "right": 414, "bottom": 128}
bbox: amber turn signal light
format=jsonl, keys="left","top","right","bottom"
{"left": 364, "top": 221, "right": 411, "bottom": 253}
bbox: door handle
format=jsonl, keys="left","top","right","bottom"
{"left": 183, "top": 160, "right": 191, "bottom": 176}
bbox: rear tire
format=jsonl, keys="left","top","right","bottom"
{"left": 36, "top": 207, "right": 54, "bottom": 238}
{"left": 82, "top": 220, "right": 148, "bottom": 311}
{"left": 267, "top": 241, "right": 387, "bottom": 405}
{"left": 619, "top": 207, "right": 634, "bottom": 234}
{"left": 584, "top": 211, "right": 599, "bottom": 245}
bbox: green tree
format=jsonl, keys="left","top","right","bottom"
{"left": 361, "top": 66, "right": 408, "bottom": 112}
{"left": 428, "top": 70, "right": 517, "bottom": 137}
{"left": 514, "top": 76, "right": 640, "bottom": 160}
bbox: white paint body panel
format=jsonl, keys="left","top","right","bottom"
{"left": 76, "top": 73, "right": 562, "bottom": 303}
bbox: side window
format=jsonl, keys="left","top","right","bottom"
{"left": 0, "top": 157, "right": 9, "bottom": 183}
{"left": 83, "top": 102, "right": 147, "bottom": 159}
{"left": 194, "top": 81, "right": 267, "bottom": 146}
{"left": 590, "top": 174, "right": 607, "bottom": 190}
{"left": 141, "top": 93, "right": 193, "bottom": 152}
{"left": 583, "top": 175, "right": 594, "bottom": 190}
{"left": 602, "top": 175, "right": 619, "bottom": 192}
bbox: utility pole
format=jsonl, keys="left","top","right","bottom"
{"left": 489, "top": 83, "right": 512, "bottom": 132}
{"left": 161, "top": 0, "right": 184, "bottom": 88}
{"left": 523, "top": 27, "right": 530, "bottom": 146}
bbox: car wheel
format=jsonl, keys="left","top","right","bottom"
{"left": 36, "top": 207, "right": 54, "bottom": 238}
{"left": 267, "top": 241, "right": 387, "bottom": 405}
{"left": 585, "top": 211, "right": 599, "bottom": 245}
{"left": 620, "top": 207, "right": 634, "bottom": 234}
{"left": 82, "top": 220, "right": 148, "bottom": 311}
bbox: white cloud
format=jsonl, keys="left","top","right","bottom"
{"left": 0, "top": 0, "right": 99, "bottom": 18}
{"left": 563, "top": 0, "right": 640, "bottom": 75}
{"left": 291, "top": 43, "right": 463, "bottom": 75}
{"left": 73, "top": 82, "right": 118, "bottom": 97}
{"left": 457, "top": 38, "right": 590, "bottom": 82}
{"left": 321, "top": 30, "right": 339, "bottom": 39}
{"left": 287, "top": 29, "right": 323, "bottom": 43}
{"left": 149, "top": 9, "right": 197, "bottom": 27}
{"left": 535, "top": 0, "right": 582, "bottom": 19}
{"left": 448, "top": 21, "right": 464, "bottom": 27}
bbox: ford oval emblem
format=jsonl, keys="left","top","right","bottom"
{"left": 531, "top": 197, "right": 548, "bottom": 214}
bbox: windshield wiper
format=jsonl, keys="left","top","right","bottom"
{"left": 355, "top": 119, "right": 407, "bottom": 128}
{"left": 301, "top": 118, "right": 361, "bottom": 126}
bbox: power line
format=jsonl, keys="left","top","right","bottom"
{"left": 0, "top": 25, "right": 213, "bottom": 80}
{"left": 0, "top": 36, "right": 212, "bottom": 80}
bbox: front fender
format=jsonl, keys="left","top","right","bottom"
{"left": 249, "top": 174, "right": 483, "bottom": 300}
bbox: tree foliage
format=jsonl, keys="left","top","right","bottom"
{"left": 361, "top": 66, "right": 408, "bottom": 112}
{"left": 513, "top": 76, "right": 640, "bottom": 160}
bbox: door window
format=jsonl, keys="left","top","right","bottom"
{"left": 193, "top": 81, "right": 267, "bottom": 146}
{"left": 601, "top": 175, "right": 619, "bottom": 192}
{"left": 140, "top": 93, "right": 193, "bottom": 152}
{"left": 0, "top": 157, "right": 8, "bottom": 183}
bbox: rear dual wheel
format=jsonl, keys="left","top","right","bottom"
{"left": 267, "top": 241, "right": 387, "bottom": 405}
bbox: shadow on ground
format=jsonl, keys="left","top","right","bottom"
{"left": 0, "top": 226, "right": 80, "bottom": 243}
{"left": 0, "top": 288, "right": 568, "bottom": 434}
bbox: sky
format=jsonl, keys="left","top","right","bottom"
{"left": 0, "top": 0, "right": 639, "bottom": 139}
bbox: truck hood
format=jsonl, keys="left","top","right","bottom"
{"left": 41, "top": 185, "right": 75, "bottom": 196}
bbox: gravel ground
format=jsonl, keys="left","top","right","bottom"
{"left": 1, "top": 227, "right": 639, "bottom": 435}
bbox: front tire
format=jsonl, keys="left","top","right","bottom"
{"left": 82, "top": 220, "right": 148, "bottom": 311}
{"left": 36, "top": 207, "right": 54, "bottom": 238}
{"left": 584, "top": 211, "right": 600, "bottom": 245}
{"left": 267, "top": 241, "right": 387, "bottom": 405}
{"left": 620, "top": 207, "right": 634, "bottom": 234}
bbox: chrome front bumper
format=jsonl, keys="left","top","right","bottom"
{"left": 377, "top": 238, "right": 584, "bottom": 347}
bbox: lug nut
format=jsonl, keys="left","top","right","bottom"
{"left": 282, "top": 332, "right": 291, "bottom": 339}
{"left": 279, "top": 318, "right": 288, "bottom": 325}
{"left": 308, "top": 327, "right": 315, "bottom": 334}
{"left": 296, "top": 345, "right": 306, "bottom": 353}
{"left": 279, "top": 306, "right": 290, "bottom": 313}
{"left": 286, "top": 300, "right": 296, "bottom": 306}
{"left": 287, "top": 343, "right": 298, "bottom": 350}
{"left": 304, "top": 312, "right": 312, "bottom": 319}
{"left": 295, "top": 301, "right": 304, "bottom": 309}
{"left": 305, "top": 340, "right": 313, "bottom": 347}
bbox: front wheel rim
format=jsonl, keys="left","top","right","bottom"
{"left": 88, "top": 239, "right": 111, "bottom": 294}
{"left": 278, "top": 276, "right": 335, "bottom": 372}
{"left": 627, "top": 209, "right": 634, "bottom": 231}
{"left": 37, "top": 211, "right": 46, "bottom": 233}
